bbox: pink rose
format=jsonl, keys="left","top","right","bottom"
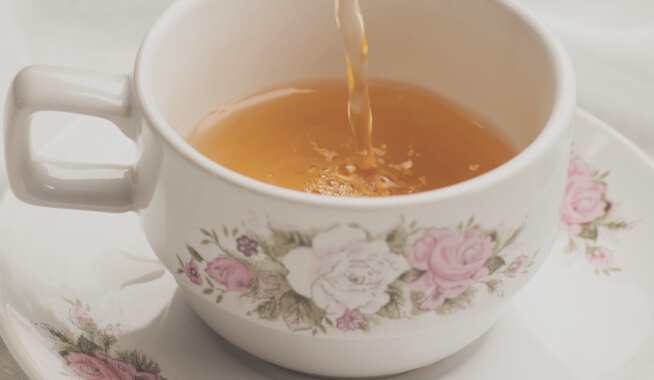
{"left": 185, "top": 259, "right": 203, "bottom": 286}
{"left": 561, "top": 159, "right": 607, "bottom": 234}
{"left": 205, "top": 257, "right": 252, "bottom": 293}
{"left": 93, "top": 351, "right": 136, "bottom": 380}
{"left": 336, "top": 308, "right": 364, "bottom": 331}
{"left": 66, "top": 351, "right": 124, "bottom": 380}
{"left": 588, "top": 249, "right": 612, "bottom": 267}
{"left": 568, "top": 157, "right": 592, "bottom": 178}
{"left": 505, "top": 255, "right": 529, "bottom": 277}
{"left": 407, "top": 228, "right": 494, "bottom": 310}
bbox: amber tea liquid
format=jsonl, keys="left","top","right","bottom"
{"left": 187, "top": 80, "right": 517, "bottom": 197}
{"left": 188, "top": 1, "right": 517, "bottom": 196}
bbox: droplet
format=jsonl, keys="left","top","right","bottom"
{"left": 378, "top": 176, "right": 396, "bottom": 188}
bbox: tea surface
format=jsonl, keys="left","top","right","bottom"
{"left": 187, "top": 80, "right": 517, "bottom": 196}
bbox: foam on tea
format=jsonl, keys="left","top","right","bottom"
{"left": 187, "top": 80, "right": 517, "bottom": 196}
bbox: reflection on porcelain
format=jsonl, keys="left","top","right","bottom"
{"left": 2, "top": 109, "right": 652, "bottom": 380}
{"left": 3, "top": 0, "right": 575, "bottom": 377}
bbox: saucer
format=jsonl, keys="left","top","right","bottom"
{"left": 0, "top": 108, "right": 653, "bottom": 380}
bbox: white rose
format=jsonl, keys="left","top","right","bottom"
{"left": 283, "top": 225, "right": 410, "bottom": 316}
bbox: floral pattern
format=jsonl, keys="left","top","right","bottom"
{"left": 560, "top": 156, "right": 634, "bottom": 275}
{"left": 176, "top": 217, "right": 537, "bottom": 335}
{"left": 39, "top": 299, "right": 167, "bottom": 380}
{"left": 407, "top": 228, "right": 494, "bottom": 310}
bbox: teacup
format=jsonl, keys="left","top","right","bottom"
{"left": 4, "top": 0, "right": 575, "bottom": 377}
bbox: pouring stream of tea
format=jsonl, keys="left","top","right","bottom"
{"left": 188, "top": 0, "right": 516, "bottom": 197}
{"left": 335, "top": 0, "right": 376, "bottom": 169}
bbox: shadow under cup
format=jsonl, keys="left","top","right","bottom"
{"left": 134, "top": 0, "right": 574, "bottom": 378}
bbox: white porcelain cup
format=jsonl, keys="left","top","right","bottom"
{"left": 4, "top": 0, "right": 575, "bottom": 377}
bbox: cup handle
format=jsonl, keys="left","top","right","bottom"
{"left": 4, "top": 65, "right": 138, "bottom": 213}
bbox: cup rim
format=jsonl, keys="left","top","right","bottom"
{"left": 133, "top": 0, "right": 576, "bottom": 211}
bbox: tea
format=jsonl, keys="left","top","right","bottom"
{"left": 187, "top": 80, "right": 517, "bottom": 196}
{"left": 335, "top": 0, "right": 375, "bottom": 169}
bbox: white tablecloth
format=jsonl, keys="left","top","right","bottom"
{"left": 2, "top": 0, "right": 654, "bottom": 378}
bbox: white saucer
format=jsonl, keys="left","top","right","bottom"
{"left": 0, "top": 109, "right": 653, "bottom": 380}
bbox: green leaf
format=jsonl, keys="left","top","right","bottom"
{"left": 223, "top": 225, "right": 229, "bottom": 237}
{"left": 202, "top": 288, "right": 214, "bottom": 295}
{"left": 377, "top": 282, "right": 404, "bottom": 319}
{"left": 115, "top": 349, "right": 162, "bottom": 375}
{"left": 205, "top": 276, "right": 215, "bottom": 289}
{"left": 255, "top": 298, "right": 279, "bottom": 321}
{"left": 409, "top": 291, "right": 429, "bottom": 316}
{"left": 578, "top": 226, "right": 598, "bottom": 241}
{"left": 324, "top": 318, "right": 334, "bottom": 327}
{"left": 63, "top": 298, "right": 76, "bottom": 308}
{"left": 565, "top": 236, "right": 578, "bottom": 253}
{"left": 99, "top": 331, "right": 118, "bottom": 353}
{"left": 604, "top": 201, "right": 613, "bottom": 214}
{"left": 603, "top": 221, "right": 630, "bottom": 230}
{"left": 399, "top": 269, "right": 424, "bottom": 284}
{"left": 483, "top": 278, "right": 504, "bottom": 296}
{"left": 232, "top": 227, "right": 239, "bottom": 237}
{"left": 186, "top": 244, "right": 204, "bottom": 262}
{"left": 39, "top": 324, "right": 76, "bottom": 346}
{"left": 176, "top": 255, "right": 185, "bottom": 268}
{"left": 76, "top": 335, "right": 99, "bottom": 354}
{"left": 501, "top": 226, "right": 523, "bottom": 250}
{"left": 386, "top": 226, "right": 408, "bottom": 255}
{"left": 486, "top": 256, "right": 506, "bottom": 276}
{"left": 256, "top": 271, "right": 288, "bottom": 294}
{"left": 176, "top": 269, "right": 184, "bottom": 274}
{"left": 409, "top": 220, "right": 417, "bottom": 230}
{"left": 279, "top": 291, "right": 325, "bottom": 332}
{"left": 200, "top": 228, "right": 212, "bottom": 237}
{"left": 435, "top": 287, "right": 477, "bottom": 316}
{"left": 216, "top": 294, "right": 223, "bottom": 304}
{"left": 258, "top": 227, "right": 316, "bottom": 260}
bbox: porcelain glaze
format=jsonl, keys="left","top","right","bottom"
{"left": 4, "top": 109, "right": 654, "bottom": 380}
{"left": 3, "top": 0, "right": 575, "bottom": 377}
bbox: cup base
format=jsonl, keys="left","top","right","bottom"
{"left": 178, "top": 283, "right": 508, "bottom": 378}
